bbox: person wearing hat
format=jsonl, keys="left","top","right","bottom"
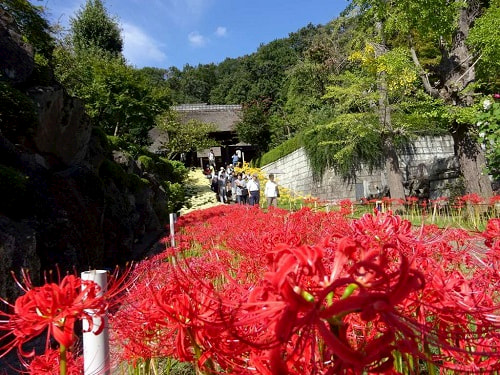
{"left": 218, "top": 166, "right": 225, "bottom": 179}
{"left": 247, "top": 173, "right": 260, "bottom": 206}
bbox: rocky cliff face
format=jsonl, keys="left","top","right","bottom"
{"left": 0, "top": 8, "right": 166, "bottom": 303}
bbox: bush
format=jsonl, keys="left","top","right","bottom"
{"left": 256, "top": 134, "right": 302, "bottom": 167}
{"left": 127, "top": 173, "right": 150, "bottom": 193}
{"left": 163, "top": 181, "right": 185, "bottom": 213}
{"left": 92, "top": 126, "right": 110, "bottom": 150}
{"left": 137, "top": 155, "right": 155, "bottom": 173}
{"left": 106, "top": 135, "right": 128, "bottom": 151}
{"left": 98, "top": 159, "right": 128, "bottom": 188}
{"left": 165, "top": 159, "right": 189, "bottom": 183}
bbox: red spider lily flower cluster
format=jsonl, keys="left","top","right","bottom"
{"left": 24, "top": 348, "right": 83, "bottom": 375}
{"left": 0, "top": 266, "right": 132, "bottom": 373}
{"left": 110, "top": 205, "right": 500, "bottom": 374}
{"left": 0, "top": 271, "right": 105, "bottom": 358}
{"left": 338, "top": 199, "right": 353, "bottom": 216}
{"left": 490, "top": 195, "right": 500, "bottom": 205}
{"left": 458, "top": 193, "right": 484, "bottom": 205}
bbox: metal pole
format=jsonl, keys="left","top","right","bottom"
{"left": 169, "top": 212, "right": 176, "bottom": 247}
{"left": 81, "top": 270, "right": 110, "bottom": 375}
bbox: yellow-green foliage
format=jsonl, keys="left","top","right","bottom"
{"left": 162, "top": 181, "right": 185, "bottom": 213}
{"left": 0, "top": 164, "right": 32, "bottom": 218}
{"left": 106, "top": 135, "right": 128, "bottom": 151}
{"left": 163, "top": 159, "right": 189, "bottom": 183}
{"left": 255, "top": 135, "right": 301, "bottom": 167}
{"left": 137, "top": 155, "right": 155, "bottom": 172}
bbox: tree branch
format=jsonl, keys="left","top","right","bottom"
{"left": 409, "top": 46, "right": 440, "bottom": 98}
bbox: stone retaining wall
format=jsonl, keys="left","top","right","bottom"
{"left": 261, "top": 135, "right": 460, "bottom": 201}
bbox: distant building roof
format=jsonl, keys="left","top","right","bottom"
{"left": 173, "top": 104, "right": 242, "bottom": 132}
{"left": 149, "top": 104, "right": 243, "bottom": 153}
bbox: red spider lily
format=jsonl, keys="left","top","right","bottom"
{"left": 430, "top": 196, "right": 448, "bottom": 205}
{"left": 489, "top": 195, "right": 500, "bottom": 205}
{"left": 459, "top": 193, "right": 484, "bottom": 205}
{"left": 405, "top": 196, "right": 419, "bottom": 205}
{"left": 0, "top": 272, "right": 105, "bottom": 358}
{"left": 112, "top": 205, "right": 500, "bottom": 374}
{"left": 23, "top": 347, "right": 83, "bottom": 375}
{"left": 483, "top": 218, "right": 500, "bottom": 247}
{"left": 0, "top": 266, "right": 133, "bottom": 359}
{"left": 339, "top": 199, "right": 353, "bottom": 216}
{"left": 228, "top": 238, "right": 425, "bottom": 373}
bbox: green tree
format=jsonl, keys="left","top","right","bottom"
{"left": 53, "top": 0, "right": 170, "bottom": 145}
{"left": 70, "top": 0, "right": 123, "bottom": 55}
{"left": 0, "top": 0, "right": 54, "bottom": 60}
{"left": 236, "top": 99, "right": 272, "bottom": 153}
{"left": 156, "top": 111, "right": 217, "bottom": 159}
{"left": 467, "top": 0, "right": 500, "bottom": 91}
{"left": 352, "top": 0, "right": 494, "bottom": 198}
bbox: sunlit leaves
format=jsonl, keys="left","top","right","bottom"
{"left": 70, "top": 0, "right": 122, "bottom": 55}
{"left": 323, "top": 70, "right": 377, "bottom": 113}
{"left": 303, "top": 112, "right": 382, "bottom": 180}
{"left": 476, "top": 97, "right": 500, "bottom": 179}
{"left": 0, "top": 0, "right": 54, "bottom": 60}
{"left": 349, "top": 45, "right": 418, "bottom": 95}
{"left": 467, "top": 0, "right": 500, "bottom": 90}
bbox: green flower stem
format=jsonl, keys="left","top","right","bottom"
{"left": 341, "top": 283, "right": 358, "bottom": 300}
{"left": 59, "top": 344, "right": 67, "bottom": 375}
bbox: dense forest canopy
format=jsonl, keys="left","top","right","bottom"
{"left": 4, "top": 0, "right": 499, "bottom": 196}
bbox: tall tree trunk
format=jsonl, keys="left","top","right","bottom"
{"left": 453, "top": 123, "right": 492, "bottom": 196}
{"left": 410, "top": 1, "right": 492, "bottom": 198}
{"left": 383, "top": 137, "right": 406, "bottom": 200}
{"left": 374, "top": 21, "right": 406, "bottom": 201}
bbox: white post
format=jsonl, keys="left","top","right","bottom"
{"left": 81, "top": 270, "right": 110, "bottom": 375}
{"left": 169, "top": 213, "right": 176, "bottom": 247}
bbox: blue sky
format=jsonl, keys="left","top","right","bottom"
{"left": 36, "top": 0, "right": 349, "bottom": 69}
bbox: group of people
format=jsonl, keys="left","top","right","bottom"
{"left": 208, "top": 149, "right": 242, "bottom": 169}
{"left": 205, "top": 164, "right": 279, "bottom": 207}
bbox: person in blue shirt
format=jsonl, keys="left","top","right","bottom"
{"left": 231, "top": 152, "right": 240, "bottom": 167}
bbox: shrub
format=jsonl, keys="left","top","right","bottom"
{"left": 98, "top": 159, "right": 128, "bottom": 188}
{"left": 91, "top": 126, "right": 110, "bottom": 150}
{"left": 106, "top": 135, "right": 128, "bottom": 151}
{"left": 256, "top": 134, "right": 301, "bottom": 167}
{"left": 163, "top": 181, "right": 185, "bottom": 213}
{"left": 165, "top": 159, "right": 189, "bottom": 183}
{"left": 137, "top": 155, "right": 155, "bottom": 173}
{"left": 127, "top": 173, "right": 149, "bottom": 193}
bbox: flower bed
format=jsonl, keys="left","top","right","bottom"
{"left": 1, "top": 205, "right": 499, "bottom": 374}
{"left": 111, "top": 206, "right": 500, "bottom": 374}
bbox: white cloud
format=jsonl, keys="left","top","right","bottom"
{"left": 121, "top": 22, "right": 167, "bottom": 67}
{"left": 215, "top": 26, "right": 227, "bottom": 37}
{"left": 152, "top": 0, "right": 213, "bottom": 27}
{"left": 188, "top": 31, "right": 208, "bottom": 47}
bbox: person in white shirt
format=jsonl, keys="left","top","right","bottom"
{"left": 247, "top": 174, "right": 260, "bottom": 206}
{"left": 264, "top": 174, "right": 278, "bottom": 208}
{"left": 208, "top": 149, "right": 216, "bottom": 170}
{"left": 235, "top": 173, "right": 248, "bottom": 204}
